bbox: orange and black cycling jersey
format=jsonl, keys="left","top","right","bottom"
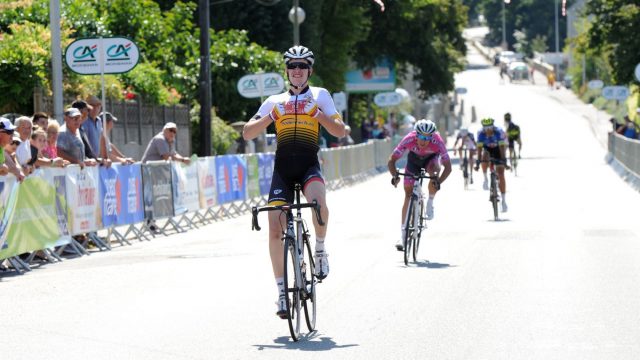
{"left": 254, "top": 86, "right": 341, "bottom": 160}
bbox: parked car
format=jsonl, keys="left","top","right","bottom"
{"left": 507, "top": 61, "right": 530, "bottom": 82}
{"left": 563, "top": 74, "right": 573, "bottom": 89}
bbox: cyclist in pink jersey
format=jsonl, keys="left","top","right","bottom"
{"left": 388, "top": 119, "right": 451, "bottom": 251}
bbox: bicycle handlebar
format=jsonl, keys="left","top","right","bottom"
{"left": 395, "top": 170, "right": 439, "bottom": 181}
{"left": 478, "top": 158, "right": 507, "bottom": 165}
{"left": 251, "top": 201, "right": 325, "bottom": 231}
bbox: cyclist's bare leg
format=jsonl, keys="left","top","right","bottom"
{"left": 496, "top": 165, "right": 507, "bottom": 193}
{"left": 268, "top": 211, "right": 288, "bottom": 278}
{"left": 401, "top": 184, "right": 412, "bottom": 223}
{"left": 303, "top": 180, "right": 328, "bottom": 238}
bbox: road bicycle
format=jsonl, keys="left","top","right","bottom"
{"left": 478, "top": 158, "right": 506, "bottom": 221}
{"left": 252, "top": 184, "right": 324, "bottom": 341}
{"left": 460, "top": 147, "right": 474, "bottom": 189}
{"left": 395, "top": 169, "right": 438, "bottom": 265}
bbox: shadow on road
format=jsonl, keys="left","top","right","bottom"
{"left": 413, "top": 261, "right": 455, "bottom": 269}
{"left": 465, "top": 63, "right": 492, "bottom": 70}
{"left": 254, "top": 332, "right": 359, "bottom": 351}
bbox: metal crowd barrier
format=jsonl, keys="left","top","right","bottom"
{"left": 0, "top": 139, "right": 393, "bottom": 274}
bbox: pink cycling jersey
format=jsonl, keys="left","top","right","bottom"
{"left": 392, "top": 131, "right": 450, "bottom": 162}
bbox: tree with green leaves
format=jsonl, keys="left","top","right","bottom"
{"left": 585, "top": 0, "right": 640, "bottom": 85}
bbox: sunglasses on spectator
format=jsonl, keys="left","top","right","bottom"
{"left": 286, "top": 63, "right": 311, "bottom": 70}
{"left": 417, "top": 133, "right": 432, "bottom": 141}
{"left": 168, "top": 129, "right": 177, "bottom": 134}
{"left": 1, "top": 130, "right": 14, "bottom": 135}
{"left": 11, "top": 140, "right": 20, "bottom": 146}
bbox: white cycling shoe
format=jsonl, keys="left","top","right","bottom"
{"left": 426, "top": 202, "right": 434, "bottom": 220}
{"left": 314, "top": 251, "right": 329, "bottom": 280}
{"left": 501, "top": 201, "right": 508, "bottom": 212}
{"left": 395, "top": 239, "right": 404, "bottom": 251}
{"left": 275, "top": 295, "right": 288, "bottom": 319}
{"left": 482, "top": 179, "right": 489, "bottom": 190}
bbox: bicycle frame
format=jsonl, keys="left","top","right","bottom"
{"left": 251, "top": 185, "right": 324, "bottom": 341}
{"left": 396, "top": 168, "right": 437, "bottom": 264}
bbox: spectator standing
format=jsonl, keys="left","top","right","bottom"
{"left": 29, "top": 126, "right": 67, "bottom": 168}
{"left": 32, "top": 112, "right": 49, "bottom": 130}
{"left": 141, "top": 122, "right": 191, "bottom": 164}
{"left": 0, "top": 117, "right": 15, "bottom": 176}
{"left": 339, "top": 125, "right": 355, "bottom": 146}
{"left": 43, "top": 120, "right": 61, "bottom": 159}
{"left": 99, "top": 112, "right": 134, "bottom": 164}
{"left": 81, "top": 95, "right": 103, "bottom": 155}
{"left": 618, "top": 116, "right": 638, "bottom": 139}
{"left": 14, "top": 116, "right": 33, "bottom": 169}
{"left": 56, "top": 108, "right": 97, "bottom": 168}
{"left": 72, "top": 100, "right": 110, "bottom": 167}
{"left": 4, "top": 135, "right": 25, "bottom": 181}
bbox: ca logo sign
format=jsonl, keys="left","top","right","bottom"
{"left": 107, "top": 43, "right": 132, "bottom": 60}
{"left": 242, "top": 79, "right": 258, "bottom": 91}
{"left": 72, "top": 45, "right": 98, "bottom": 63}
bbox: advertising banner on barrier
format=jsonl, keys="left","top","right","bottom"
{"left": 258, "top": 153, "right": 274, "bottom": 195}
{"left": 66, "top": 166, "right": 101, "bottom": 234}
{"left": 49, "top": 168, "right": 72, "bottom": 247}
{"left": 142, "top": 162, "right": 174, "bottom": 219}
{"left": 246, "top": 154, "right": 260, "bottom": 199}
{"left": 197, "top": 157, "right": 216, "bottom": 209}
{"left": 172, "top": 156, "right": 200, "bottom": 215}
{"left": 0, "top": 176, "right": 18, "bottom": 252}
{"left": 118, "top": 163, "right": 144, "bottom": 225}
{"left": 0, "top": 171, "right": 62, "bottom": 259}
{"left": 216, "top": 155, "right": 247, "bottom": 204}
{"left": 98, "top": 164, "right": 144, "bottom": 226}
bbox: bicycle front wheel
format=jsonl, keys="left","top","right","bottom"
{"left": 283, "top": 235, "right": 302, "bottom": 341}
{"left": 462, "top": 158, "right": 469, "bottom": 189}
{"left": 403, "top": 198, "right": 415, "bottom": 266}
{"left": 412, "top": 200, "right": 424, "bottom": 262}
{"left": 301, "top": 224, "right": 316, "bottom": 332}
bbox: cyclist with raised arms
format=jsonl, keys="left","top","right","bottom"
{"left": 388, "top": 119, "right": 451, "bottom": 251}
{"left": 452, "top": 127, "right": 477, "bottom": 176}
{"left": 243, "top": 46, "right": 345, "bottom": 318}
{"left": 503, "top": 112, "right": 522, "bottom": 161}
{"left": 475, "top": 117, "right": 508, "bottom": 212}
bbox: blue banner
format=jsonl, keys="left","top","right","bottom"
{"left": 258, "top": 153, "right": 274, "bottom": 196}
{"left": 99, "top": 166, "right": 119, "bottom": 227}
{"left": 216, "top": 155, "right": 247, "bottom": 204}
{"left": 118, "top": 164, "right": 144, "bottom": 225}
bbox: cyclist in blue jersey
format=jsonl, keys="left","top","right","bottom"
{"left": 475, "top": 117, "right": 509, "bottom": 212}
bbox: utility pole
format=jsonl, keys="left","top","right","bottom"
{"left": 554, "top": 0, "right": 560, "bottom": 80}
{"left": 199, "top": 0, "right": 212, "bottom": 156}
{"left": 501, "top": 0, "right": 507, "bottom": 50}
{"left": 50, "top": 0, "right": 63, "bottom": 121}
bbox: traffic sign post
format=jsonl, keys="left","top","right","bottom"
{"left": 237, "top": 73, "right": 285, "bottom": 101}
{"left": 602, "top": 86, "right": 629, "bottom": 101}
{"left": 373, "top": 91, "right": 402, "bottom": 108}
{"left": 65, "top": 37, "right": 140, "bottom": 150}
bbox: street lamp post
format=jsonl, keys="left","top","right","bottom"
{"left": 554, "top": 0, "right": 560, "bottom": 80}
{"left": 289, "top": 0, "right": 305, "bottom": 46}
{"left": 199, "top": 0, "right": 212, "bottom": 156}
{"left": 501, "top": 0, "right": 507, "bottom": 50}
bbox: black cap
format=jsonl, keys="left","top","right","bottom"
{"left": 71, "top": 100, "right": 92, "bottom": 111}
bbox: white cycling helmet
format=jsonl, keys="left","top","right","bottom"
{"left": 284, "top": 45, "right": 315, "bottom": 66}
{"left": 414, "top": 119, "right": 437, "bottom": 136}
{"left": 459, "top": 127, "right": 468, "bottom": 136}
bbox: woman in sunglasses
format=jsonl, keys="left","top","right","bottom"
{"left": 388, "top": 119, "right": 451, "bottom": 250}
{"left": 243, "top": 45, "right": 345, "bottom": 318}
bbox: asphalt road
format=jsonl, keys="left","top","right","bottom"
{"left": 2, "top": 41, "right": 640, "bottom": 360}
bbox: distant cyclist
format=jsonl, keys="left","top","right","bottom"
{"left": 388, "top": 119, "right": 451, "bottom": 250}
{"left": 503, "top": 112, "right": 522, "bottom": 160}
{"left": 452, "top": 127, "right": 477, "bottom": 175}
{"left": 475, "top": 117, "right": 508, "bottom": 212}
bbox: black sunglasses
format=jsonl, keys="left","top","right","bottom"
{"left": 1, "top": 130, "right": 14, "bottom": 135}
{"left": 11, "top": 140, "right": 20, "bottom": 145}
{"left": 168, "top": 129, "right": 177, "bottom": 134}
{"left": 286, "top": 63, "right": 311, "bottom": 70}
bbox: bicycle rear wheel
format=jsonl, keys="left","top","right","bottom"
{"left": 412, "top": 199, "right": 424, "bottom": 262}
{"left": 300, "top": 225, "right": 316, "bottom": 332}
{"left": 490, "top": 173, "right": 499, "bottom": 221}
{"left": 283, "top": 235, "right": 302, "bottom": 341}
{"left": 462, "top": 157, "right": 469, "bottom": 189}
{"left": 403, "top": 198, "right": 415, "bottom": 266}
